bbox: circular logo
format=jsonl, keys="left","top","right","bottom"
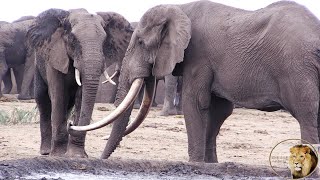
{"left": 269, "top": 139, "right": 319, "bottom": 179}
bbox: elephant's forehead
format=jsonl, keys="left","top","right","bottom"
{"left": 69, "top": 13, "right": 102, "bottom": 27}
{"left": 140, "top": 5, "right": 166, "bottom": 26}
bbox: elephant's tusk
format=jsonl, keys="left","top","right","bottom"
{"left": 75, "top": 68, "right": 82, "bottom": 86}
{"left": 68, "top": 78, "right": 144, "bottom": 132}
{"left": 123, "top": 76, "right": 156, "bottom": 136}
{"left": 101, "top": 76, "right": 156, "bottom": 140}
{"left": 102, "top": 70, "right": 118, "bottom": 85}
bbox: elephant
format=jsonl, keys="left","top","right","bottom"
{"left": 159, "top": 74, "right": 183, "bottom": 116}
{"left": 69, "top": 1, "right": 320, "bottom": 163}
{"left": 28, "top": 8, "right": 133, "bottom": 157}
{"left": 0, "top": 16, "right": 36, "bottom": 99}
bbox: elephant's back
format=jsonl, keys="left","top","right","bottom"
{"left": 5, "top": 30, "right": 28, "bottom": 65}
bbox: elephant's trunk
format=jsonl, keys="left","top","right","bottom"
{"left": 100, "top": 64, "right": 132, "bottom": 159}
{"left": 70, "top": 52, "right": 103, "bottom": 147}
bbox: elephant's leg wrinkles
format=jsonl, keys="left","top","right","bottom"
{"left": 35, "top": 68, "right": 52, "bottom": 155}
{"left": 183, "top": 66, "right": 214, "bottom": 162}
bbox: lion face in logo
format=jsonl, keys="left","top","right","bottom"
{"left": 288, "top": 145, "right": 318, "bottom": 179}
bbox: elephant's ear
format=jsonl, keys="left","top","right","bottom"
{"left": 27, "top": 8, "right": 69, "bottom": 74}
{"left": 97, "top": 12, "right": 134, "bottom": 67}
{"left": 42, "top": 28, "right": 69, "bottom": 73}
{"left": 153, "top": 5, "right": 191, "bottom": 77}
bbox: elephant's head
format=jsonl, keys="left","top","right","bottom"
{"left": 68, "top": 5, "right": 191, "bottom": 159}
{"left": 28, "top": 8, "right": 133, "bottom": 150}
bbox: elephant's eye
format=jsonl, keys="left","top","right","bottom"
{"left": 138, "top": 38, "right": 144, "bottom": 45}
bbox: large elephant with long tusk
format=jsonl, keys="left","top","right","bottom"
{"left": 69, "top": 1, "right": 320, "bottom": 163}
{"left": 28, "top": 8, "right": 133, "bottom": 157}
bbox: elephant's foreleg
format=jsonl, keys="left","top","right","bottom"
{"left": 205, "top": 96, "right": 233, "bottom": 163}
{"left": 182, "top": 67, "right": 213, "bottom": 162}
{"left": 66, "top": 88, "right": 88, "bottom": 157}
{"left": 18, "top": 51, "right": 36, "bottom": 100}
{"left": 160, "top": 75, "right": 178, "bottom": 116}
{"left": 2, "top": 69, "right": 12, "bottom": 94}
{"left": 35, "top": 68, "right": 52, "bottom": 155}
{"left": 48, "top": 68, "right": 69, "bottom": 156}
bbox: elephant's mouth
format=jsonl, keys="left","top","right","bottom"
{"left": 68, "top": 76, "right": 156, "bottom": 135}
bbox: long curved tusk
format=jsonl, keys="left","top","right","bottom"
{"left": 101, "top": 76, "right": 156, "bottom": 140}
{"left": 123, "top": 76, "right": 156, "bottom": 136}
{"left": 102, "top": 70, "right": 118, "bottom": 85}
{"left": 68, "top": 78, "right": 144, "bottom": 132}
{"left": 75, "top": 68, "right": 82, "bottom": 86}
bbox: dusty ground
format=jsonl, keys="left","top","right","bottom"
{"left": 1, "top": 94, "right": 318, "bottom": 179}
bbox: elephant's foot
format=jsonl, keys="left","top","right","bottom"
{"left": 17, "top": 94, "right": 32, "bottom": 100}
{"left": 49, "top": 140, "right": 68, "bottom": 157}
{"left": 2, "top": 88, "right": 11, "bottom": 94}
{"left": 204, "top": 152, "right": 218, "bottom": 163}
{"left": 176, "top": 110, "right": 183, "bottom": 115}
{"left": 50, "top": 150, "right": 67, "bottom": 157}
{"left": 159, "top": 109, "right": 179, "bottom": 116}
{"left": 40, "top": 147, "right": 51, "bottom": 155}
{"left": 66, "top": 143, "right": 88, "bottom": 158}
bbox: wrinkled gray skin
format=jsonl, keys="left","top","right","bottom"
{"left": 28, "top": 8, "right": 132, "bottom": 157}
{"left": 103, "top": 1, "right": 320, "bottom": 163}
{"left": 0, "top": 16, "right": 35, "bottom": 99}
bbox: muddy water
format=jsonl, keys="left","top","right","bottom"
{"left": 1, "top": 157, "right": 317, "bottom": 180}
{"left": 23, "top": 171, "right": 219, "bottom": 180}
{"left": 23, "top": 172, "right": 279, "bottom": 180}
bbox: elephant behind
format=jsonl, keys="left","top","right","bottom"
{"left": 28, "top": 8, "right": 132, "bottom": 157}
{"left": 0, "top": 16, "right": 36, "bottom": 99}
{"left": 133, "top": 74, "right": 183, "bottom": 116}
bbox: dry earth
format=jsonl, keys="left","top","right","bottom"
{"left": 1, "top": 94, "right": 319, "bottom": 179}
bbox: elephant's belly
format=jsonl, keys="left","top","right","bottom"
{"left": 211, "top": 80, "right": 281, "bottom": 110}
